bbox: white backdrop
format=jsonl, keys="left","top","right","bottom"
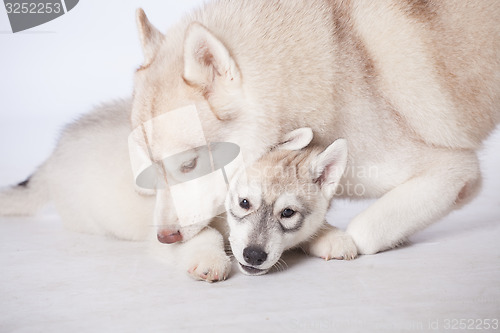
{"left": 0, "top": 0, "right": 205, "bottom": 186}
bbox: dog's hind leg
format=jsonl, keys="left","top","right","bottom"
{"left": 346, "top": 149, "right": 481, "bottom": 255}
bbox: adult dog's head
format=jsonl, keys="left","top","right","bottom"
{"left": 129, "top": 10, "right": 273, "bottom": 243}
{"left": 225, "top": 128, "right": 348, "bottom": 275}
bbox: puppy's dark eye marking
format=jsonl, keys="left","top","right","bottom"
{"left": 239, "top": 198, "right": 251, "bottom": 210}
{"left": 281, "top": 208, "right": 295, "bottom": 218}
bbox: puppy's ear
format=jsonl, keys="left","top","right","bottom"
{"left": 183, "top": 22, "right": 241, "bottom": 94}
{"left": 310, "top": 139, "right": 348, "bottom": 199}
{"left": 136, "top": 9, "right": 163, "bottom": 65}
{"left": 276, "top": 128, "right": 314, "bottom": 151}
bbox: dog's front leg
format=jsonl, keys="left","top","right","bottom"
{"left": 180, "top": 227, "right": 231, "bottom": 282}
{"left": 304, "top": 223, "right": 358, "bottom": 260}
{"left": 181, "top": 227, "right": 231, "bottom": 282}
{"left": 150, "top": 227, "right": 231, "bottom": 282}
{"left": 346, "top": 150, "right": 481, "bottom": 255}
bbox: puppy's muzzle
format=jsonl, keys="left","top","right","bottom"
{"left": 234, "top": 246, "right": 271, "bottom": 275}
{"left": 243, "top": 246, "right": 268, "bottom": 266}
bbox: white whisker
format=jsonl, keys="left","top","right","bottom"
{"left": 278, "top": 257, "right": 289, "bottom": 270}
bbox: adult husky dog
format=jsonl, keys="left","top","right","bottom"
{"left": 131, "top": 0, "right": 499, "bottom": 256}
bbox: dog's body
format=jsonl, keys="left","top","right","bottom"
{"left": 226, "top": 128, "right": 357, "bottom": 275}
{"left": 132, "top": 0, "right": 499, "bottom": 259}
{"left": 0, "top": 99, "right": 154, "bottom": 239}
{"left": 2, "top": 0, "right": 499, "bottom": 282}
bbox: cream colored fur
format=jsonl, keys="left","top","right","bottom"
{"left": 132, "top": 0, "right": 499, "bottom": 261}
{"left": 2, "top": 0, "right": 498, "bottom": 283}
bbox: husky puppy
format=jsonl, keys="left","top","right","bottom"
{"left": 226, "top": 128, "right": 357, "bottom": 275}
{"left": 131, "top": 0, "right": 499, "bottom": 259}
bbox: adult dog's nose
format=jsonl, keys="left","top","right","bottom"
{"left": 157, "top": 230, "right": 183, "bottom": 244}
{"left": 243, "top": 246, "right": 268, "bottom": 266}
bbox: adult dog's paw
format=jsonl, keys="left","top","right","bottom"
{"left": 187, "top": 250, "right": 232, "bottom": 283}
{"left": 307, "top": 229, "right": 358, "bottom": 261}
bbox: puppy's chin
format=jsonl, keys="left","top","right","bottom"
{"left": 238, "top": 263, "right": 270, "bottom": 276}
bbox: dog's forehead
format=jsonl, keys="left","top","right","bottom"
{"left": 246, "top": 149, "right": 320, "bottom": 203}
{"left": 132, "top": 84, "right": 191, "bottom": 128}
{"left": 235, "top": 172, "right": 262, "bottom": 200}
{"left": 129, "top": 105, "right": 208, "bottom": 163}
{"left": 131, "top": 47, "right": 198, "bottom": 128}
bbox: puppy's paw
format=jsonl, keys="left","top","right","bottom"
{"left": 307, "top": 229, "right": 358, "bottom": 261}
{"left": 187, "top": 250, "right": 232, "bottom": 283}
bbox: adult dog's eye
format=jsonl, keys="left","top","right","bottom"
{"left": 180, "top": 158, "right": 197, "bottom": 173}
{"left": 281, "top": 208, "right": 295, "bottom": 218}
{"left": 239, "top": 198, "right": 251, "bottom": 210}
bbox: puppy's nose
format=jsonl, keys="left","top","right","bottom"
{"left": 243, "top": 246, "right": 268, "bottom": 266}
{"left": 157, "top": 230, "right": 183, "bottom": 244}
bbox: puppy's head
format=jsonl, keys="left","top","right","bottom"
{"left": 226, "top": 128, "right": 348, "bottom": 275}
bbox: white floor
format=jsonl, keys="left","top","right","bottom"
{"left": 1, "top": 1, "right": 499, "bottom": 331}
{"left": 1, "top": 129, "right": 499, "bottom": 333}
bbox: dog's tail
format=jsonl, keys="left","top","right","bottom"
{"left": 0, "top": 166, "right": 49, "bottom": 216}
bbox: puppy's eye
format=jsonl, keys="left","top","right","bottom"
{"left": 180, "top": 158, "right": 197, "bottom": 173}
{"left": 281, "top": 208, "right": 295, "bottom": 218}
{"left": 239, "top": 199, "right": 251, "bottom": 210}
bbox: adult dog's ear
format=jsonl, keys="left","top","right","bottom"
{"left": 183, "top": 22, "right": 241, "bottom": 99}
{"left": 276, "top": 128, "right": 314, "bottom": 151}
{"left": 136, "top": 8, "right": 164, "bottom": 65}
{"left": 310, "top": 139, "right": 348, "bottom": 199}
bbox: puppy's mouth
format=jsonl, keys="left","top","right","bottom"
{"left": 238, "top": 263, "right": 269, "bottom": 276}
